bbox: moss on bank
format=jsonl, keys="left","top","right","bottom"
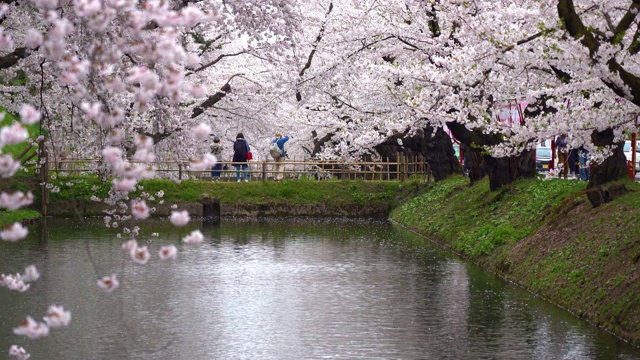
{"left": 390, "top": 174, "right": 640, "bottom": 346}
{"left": 0, "top": 209, "right": 41, "bottom": 227}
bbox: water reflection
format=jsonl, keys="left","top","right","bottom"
{"left": 0, "top": 218, "right": 638, "bottom": 360}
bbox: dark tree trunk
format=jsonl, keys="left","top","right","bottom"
{"left": 483, "top": 150, "right": 535, "bottom": 191}
{"left": 446, "top": 120, "right": 535, "bottom": 190}
{"left": 584, "top": 129, "right": 630, "bottom": 207}
{"left": 588, "top": 129, "right": 628, "bottom": 188}
{"left": 309, "top": 125, "right": 462, "bottom": 181}
{"left": 461, "top": 143, "right": 487, "bottom": 184}
{"left": 374, "top": 125, "right": 462, "bottom": 181}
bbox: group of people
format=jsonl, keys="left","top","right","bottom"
{"left": 555, "top": 134, "right": 590, "bottom": 181}
{"left": 209, "top": 132, "right": 290, "bottom": 182}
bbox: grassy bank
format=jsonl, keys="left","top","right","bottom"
{"left": 44, "top": 176, "right": 420, "bottom": 206}
{"left": 3, "top": 174, "right": 422, "bottom": 222}
{"left": 390, "top": 174, "right": 640, "bottom": 345}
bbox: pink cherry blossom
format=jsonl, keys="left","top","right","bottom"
{"left": 131, "top": 200, "right": 150, "bottom": 219}
{"left": 0, "top": 155, "right": 20, "bottom": 178}
{"left": 21, "top": 265, "right": 40, "bottom": 282}
{"left": 169, "top": 210, "right": 190, "bottom": 227}
{"left": 158, "top": 245, "right": 177, "bottom": 260}
{"left": 191, "top": 123, "right": 211, "bottom": 140}
{"left": 1, "top": 274, "right": 30, "bottom": 292}
{"left": 0, "top": 191, "right": 34, "bottom": 210}
{"left": 80, "top": 101, "right": 102, "bottom": 120}
{"left": 189, "top": 153, "right": 217, "bottom": 171}
{"left": 43, "top": 305, "right": 71, "bottom": 328}
{"left": 121, "top": 239, "right": 138, "bottom": 252}
{"left": 180, "top": 6, "right": 204, "bottom": 28}
{"left": 13, "top": 317, "right": 49, "bottom": 340}
{"left": 188, "top": 83, "right": 208, "bottom": 98}
{"left": 25, "top": 29, "right": 43, "bottom": 49}
{"left": 74, "top": 0, "right": 102, "bottom": 17}
{"left": 182, "top": 229, "right": 204, "bottom": 244}
{"left": 19, "top": 105, "right": 41, "bottom": 125}
{"left": 0, "top": 123, "right": 28, "bottom": 146}
{"left": 112, "top": 178, "right": 137, "bottom": 192}
{"left": 0, "top": 28, "right": 14, "bottom": 50}
{"left": 130, "top": 245, "right": 150, "bottom": 265}
{"left": 0, "top": 4, "right": 9, "bottom": 18}
{"left": 97, "top": 274, "right": 119, "bottom": 292}
{"left": 133, "top": 134, "right": 154, "bottom": 149}
{"left": 101, "top": 147, "right": 123, "bottom": 164}
{"left": 32, "top": 0, "right": 57, "bottom": 10}
{"left": 106, "top": 129, "right": 126, "bottom": 144}
{"left": 1, "top": 223, "right": 28, "bottom": 242}
{"left": 8, "top": 345, "right": 30, "bottom": 360}
{"left": 133, "top": 148, "right": 156, "bottom": 163}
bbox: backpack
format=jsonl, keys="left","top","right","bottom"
{"left": 269, "top": 141, "right": 282, "bottom": 159}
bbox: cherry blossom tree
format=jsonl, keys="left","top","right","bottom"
{"left": 0, "top": 0, "right": 303, "bottom": 356}
{"left": 3, "top": 0, "right": 640, "bottom": 356}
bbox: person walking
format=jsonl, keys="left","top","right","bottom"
{"left": 270, "top": 132, "right": 290, "bottom": 181}
{"left": 556, "top": 134, "right": 569, "bottom": 179}
{"left": 232, "top": 132, "right": 250, "bottom": 182}
{"left": 578, "top": 145, "right": 590, "bottom": 181}
{"left": 210, "top": 135, "right": 223, "bottom": 181}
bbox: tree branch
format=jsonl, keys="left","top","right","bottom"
{"left": 190, "top": 74, "right": 243, "bottom": 118}
{"left": 187, "top": 50, "right": 247, "bottom": 75}
{"left": 297, "top": 1, "right": 333, "bottom": 101}
{"left": 0, "top": 47, "right": 29, "bottom": 70}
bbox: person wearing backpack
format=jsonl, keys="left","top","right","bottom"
{"left": 232, "top": 132, "right": 250, "bottom": 182}
{"left": 270, "top": 132, "right": 289, "bottom": 181}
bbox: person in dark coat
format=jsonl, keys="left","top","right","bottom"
{"left": 568, "top": 148, "right": 579, "bottom": 178}
{"left": 232, "top": 132, "right": 250, "bottom": 182}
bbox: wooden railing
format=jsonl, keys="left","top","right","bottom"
{"left": 42, "top": 155, "right": 432, "bottom": 182}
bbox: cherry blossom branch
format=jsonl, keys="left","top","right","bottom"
{"left": 296, "top": 1, "right": 334, "bottom": 102}
{"left": 187, "top": 50, "right": 248, "bottom": 75}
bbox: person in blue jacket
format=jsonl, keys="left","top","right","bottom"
{"left": 270, "top": 132, "right": 289, "bottom": 181}
{"left": 232, "top": 133, "right": 250, "bottom": 182}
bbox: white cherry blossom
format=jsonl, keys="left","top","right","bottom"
{"left": 169, "top": 210, "right": 190, "bottom": 227}
{"left": 0, "top": 223, "right": 28, "bottom": 242}
{"left": 43, "top": 305, "right": 71, "bottom": 328}
{"left": 158, "top": 245, "right": 177, "bottom": 260}
{"left": 182, "top": 229, "right": 204, "bottom": 244}
{"left": 13, "top": 317, "right": 49, "bottom": 340}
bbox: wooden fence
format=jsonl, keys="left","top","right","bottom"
{"left": 43, "top": 155, "right": 432, "bottom": 183}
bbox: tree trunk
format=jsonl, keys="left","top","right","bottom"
{"left": 373, "top": 125, "right": 462, "bottom": 181}
{"left": 446, "top": 120, "right": 535, "bottom": 190}
{"left": 461, "top": 143, "right": 486, "bottom": 184}
{"left": 585, "top": 129, "right": 630, "bottom": 207}
{"left": 588, "top": 129, "right": 628, "bottom": 188}
{"left": 483, "top": 150, "right": 535, "bottom": 191}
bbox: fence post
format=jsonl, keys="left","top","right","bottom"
{"left": 404, "top": 155, "right": 408, "bottom": 181}
{"left": 178, "top": 162, "right": 182, "bottom": 181}
{"left": 40, "top": 145, "right": 49, "bottom": 217}
{"left": 427, "top": 162, "right": 431, "bottom": 185}
{"left": 262, "top": 161, "right": 267, "bottom": 181}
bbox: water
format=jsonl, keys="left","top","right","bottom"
{"left": 1, "top": 217, "right": 638, "bottom": 360}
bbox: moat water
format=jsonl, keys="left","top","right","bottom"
{"left": 1, "top": 218, "right": 638, "bottom": 359}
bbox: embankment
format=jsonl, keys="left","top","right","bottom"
{"left": 390, "top": 175, "right": 640, "bottom": 346}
